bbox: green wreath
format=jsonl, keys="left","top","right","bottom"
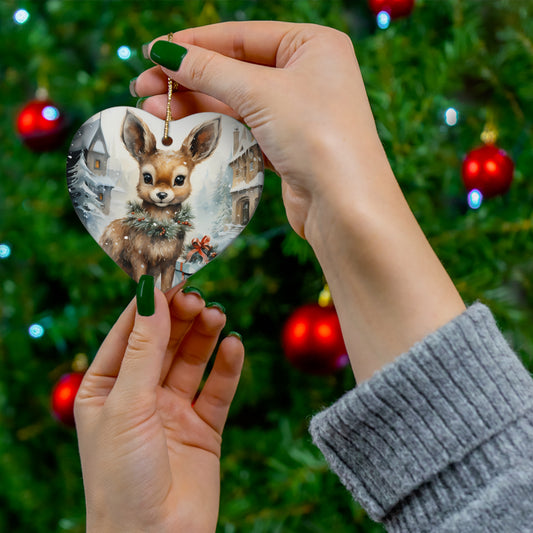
{"left": 124, "top": 201, "right": 194, "bottom": 239}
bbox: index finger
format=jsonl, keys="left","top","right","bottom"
{"left": 158, "top": 20, "right": 296, "bottom": 67}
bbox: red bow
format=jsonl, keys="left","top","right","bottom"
{"left": 186, "top": 236, "right": 212, "bottom": 263}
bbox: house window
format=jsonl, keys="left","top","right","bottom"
{"left": 240, "top": 198, "right": 250, "bottom": 225}
{"left": 95, "top": 159, "right": 100, "bottom": 169}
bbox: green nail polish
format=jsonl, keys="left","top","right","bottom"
{"left": 136, "top": 97, "right": 148, "bottom": 109}
{"left": 207, "top": 302, "right": 226, "bottom": 314}
{"left": 137, "top": 275, "right": 155, "bottom": 316}
{"left": 228, "top": 331, "right": 243, "bottom": 342}
{"left": 142, "top": 42, "right": 150, "bottom": 59}
{"left": 182, "top": 286, "right": 204, "bottom": 299}
{"left": 150, "top": 40, "right": 188, "bottom": 71}
{"left": 129, "top": 77, "right": 138, "bottom": 97}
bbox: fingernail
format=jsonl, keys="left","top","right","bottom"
{"left": 129, "top": 77, "right": 138, "bottom": 97}
{"left": 150, "top": 41, "right": 188, "bottom": 71}
{"left": 142, "top": 42, "right": 151, "bottom": 59}
{"left": 206, "top": 302, "right": 226, "bottom": 314}
{"left": 136, "top": 97, "right": 148, "bottom": 109}
{"left": 228, "top": 331, "right": 243, "bottom": 342}
{"left": 182, "top": 286, "right": 204, "bottom": 299}
{"left": 137, "top": 275, "right": 155, "bottom": 316}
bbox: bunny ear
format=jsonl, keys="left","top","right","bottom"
{"left": 121, "top": 111, "right": 157, "bottom": 161}
{"left": 182, "top": 117, "right": 221, "bottom": 162}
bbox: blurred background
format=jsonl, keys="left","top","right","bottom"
{"left": 2, "top": 0, "right": 533, "bottom": 531}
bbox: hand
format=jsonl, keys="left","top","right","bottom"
{"left": 74, "top": 283, "right": 244, "bottom": 533}
{"left": 134, "top": 21, "right": 465, "bottom": 383}
{"left": 133, "top": 21, "right": 383, "bottom": 239}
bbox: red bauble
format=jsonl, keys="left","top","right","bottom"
{"left": 282, "top": 303, "right": 348, "bottom": 375}
{"left": 462, "top": 144, "right": 514, "bottom": 198}
{"left": 16, "top": 98, "right": 67, "bottom": 151}
{"left": 51, "top": 372, "right": 84, "bottom": 426}
{"left": 368, "top": 0, "right": 415, "bottom": 18}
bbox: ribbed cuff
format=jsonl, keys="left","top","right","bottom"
{"left": 309, "top": 303, "right": 533, "bottom": 530}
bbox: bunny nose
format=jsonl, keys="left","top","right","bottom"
{"left": 156, "top": 192, "right": 168, "bottom": 200}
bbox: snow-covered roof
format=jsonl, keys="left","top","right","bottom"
{"left": 230, "top": 172, "right": 264, "bottom": 193}
{"left": 230, "top": 129, "right": 259, "bottom": 164}
{"left": 69, "top": 116, "right": 101, "bottom": 151}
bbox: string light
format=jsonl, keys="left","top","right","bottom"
{"left": 28, "top": 324, "right": 45, "bottom": 339}
{"left": 444, "top": 107, "right": 459, "bottom": 126}
{"left": 42, "top": 105, "right": 60, "bottom": 121}
{"left": 0, "top": 243, "right": 11, "bottom": 259}
{"left": 376, "top": 11, "right": 391, "bottom": 29}
{"left": 13, "top": 9, "right": 30, "bottom": 24}
{"left": 467, "top": 189, "right": 483, "bottom": 209}
{"left": 117, "top": 45, "right": 132, "bottom": 60}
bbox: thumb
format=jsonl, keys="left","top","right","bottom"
{"left": 148, "top": 40, "right": 267, "bottom": 121}
{"left": 114, "top": 275, "right": 171, "bottom": 396}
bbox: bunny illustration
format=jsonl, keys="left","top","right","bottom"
{"left": 100, "top": 111, "right": 221, "bottom": 291}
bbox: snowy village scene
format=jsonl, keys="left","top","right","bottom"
{"left": 66, "top": 107, "right": 264, "bottom": 289}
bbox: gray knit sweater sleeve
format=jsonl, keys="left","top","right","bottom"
{"left": 309, "top": 303, "right": 533, "bottom": 532}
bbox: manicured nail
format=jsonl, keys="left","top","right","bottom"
{"left": 228, "top": 331, "right": 243, "bottom": 342}
{"left": 182, "top": 286, "right": 204, "bottom": 299}
{"left": 136, "top": 275, "right": 155, "bottom": 316}
{"left": 150, "top": 40, "right": 188, "bottom": 71}
{"left": 136, "top": 97, "right": 148, "bottom": 109}
{"left": 142, "top": 42, "right": 151, "bottom": 59}
{"left": 206, "top": 302, "right": 226, "bottom": 314}
{"left": 129, "top": 77, "right": 138, "bottom": 97}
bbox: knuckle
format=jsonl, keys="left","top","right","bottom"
{"left": 204, "top": 390, "right": 229, "bottom": 410}
{"left": 180, "top": 347, "right": 209, "bottom": 366}
{"left": 73, "top": 396, "right": 83, "bottom": 420}
{"left": 231, "top": 33, "right": 246, "bottom": 60}
{"left": 317, "top": 25, "right": 352, "bottom": 49}
{"left": 126, "top": 329, "right": 154, "bottom": 357}
{"left": 188, "top": 50, "right": 218, "bottom": 85}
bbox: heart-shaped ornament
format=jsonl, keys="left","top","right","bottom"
{"left": 67, "top": 107, "right": 264, "bottom": 291}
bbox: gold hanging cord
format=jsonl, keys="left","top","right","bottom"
{"left": 162, "top": 33, "right": 178, "bottom": 146}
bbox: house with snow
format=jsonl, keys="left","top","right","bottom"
{"left": 68, "top": 114, "right": 114, "bottom": 215}
{"left": 229, "top": 128, "right": 263, "bottom": 226}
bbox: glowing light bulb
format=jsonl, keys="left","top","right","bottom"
{"left": 0, "top": 243, "right": 11, "bottom": 259}
{"left": 14, "top": 9, "right": 30, "bottom": 24}
{"left": 42, "top": 105, "right": 60, "bottom": 121}
{"left": 377, "top": 11, "right": 391, "bottom": 29}
{"left": 29, "top": 323, "right": 45, "bottom": 338}
{"left": 444, "top": 107, "right": 458, "bottom": 126}
{"left": 467, "top": 189, "right": 483, "bottom": 209}
{"left": 117, "top": 46, "right": 132, "bottom": 60}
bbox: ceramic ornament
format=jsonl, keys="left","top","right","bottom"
{"left": 67, "top": 107, "right": 264, "bottom": 291}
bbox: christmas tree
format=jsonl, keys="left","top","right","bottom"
{"left": 2, "top": 1, "right": 533, "bottom": 531}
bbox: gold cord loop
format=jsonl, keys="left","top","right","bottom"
{"left": 162, "top": 33, "right": 178, "bottom": 146}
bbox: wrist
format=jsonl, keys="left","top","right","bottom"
{"left": 303, "top": 138, "right": 396, "bottom": 251}
{"left": 302, "top": 147, "right": 465, "bottom": 382}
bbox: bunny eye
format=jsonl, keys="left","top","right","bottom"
{"left": 143, "top": 173, "right": 153, "bottom": 184}
{"left": 174, "top": 175, "right": 186, "bottom": 186}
